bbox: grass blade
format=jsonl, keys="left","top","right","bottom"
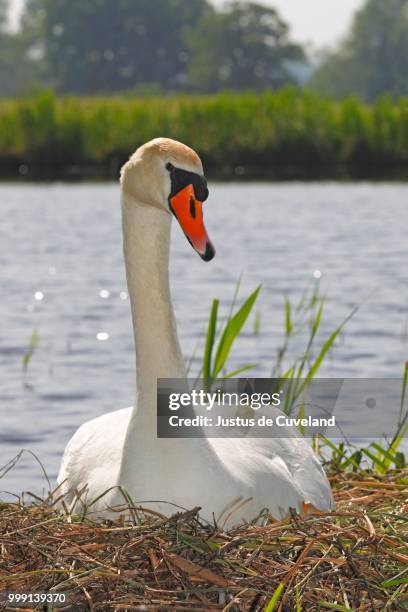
{"left": 371, "top": 442, "right": 398, "bottom": 469}
{"left": 361, "top": 448, "right": 386, "bottom": 473}
{"left": 253, "top": 311, "right": 261, "bottom": 336}
{"left": 222, "top": 364, "right": 259, "bottom": 379}
{"left": 264, "top": 583, "right": 284, "bottom": 611}
{"left": 399, "top": 361, "right": 408, "bottom": 426}
{"left": 203, "top": 299, "right": 219, "bottom": 391}
{"left": 388, "top": 362, "right": 408, "bottom": 451}
{"left": 284, "top": 296, "right": 292, "bottom": 336}
{"left": 381, "top": 577, "right": 408, "bottom": 587}
{"left": 298, "top": 305, "right": 359, "bottom": 397}
{"left": 212, "top": 285, "right": 261, "bottom": 378}
{"left": 22, "top": 329, "right": 40, "bottom": 372}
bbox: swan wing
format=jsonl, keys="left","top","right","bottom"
{"left": 57, "top": 407, "right": 131, "bottom": 507}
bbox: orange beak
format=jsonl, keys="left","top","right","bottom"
{"left": 169, "top": 184, "right": 215, "bottom": 261}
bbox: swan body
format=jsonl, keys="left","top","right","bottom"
{"left": 58, "top": 138, "right": 334, "bottom": 525}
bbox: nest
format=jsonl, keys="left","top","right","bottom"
{"left": 0, "top": 469, "right": 407, "bottom": 611}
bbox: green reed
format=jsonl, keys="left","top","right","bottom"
{"left": 1, "top": 89, "right": 407, "bottom": 177}
{"left": 200, "top": 280, "right": 407, "bottom": 472}
{"left": 22, "top": 329, "right": 40, "bottom": 373}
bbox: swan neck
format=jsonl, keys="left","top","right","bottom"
{"left": 122, "top": 195, "right": 186, "bottom": 397}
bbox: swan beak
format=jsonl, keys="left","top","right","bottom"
{"left": 169, "top": 184, "right": 215, "bottom": 261}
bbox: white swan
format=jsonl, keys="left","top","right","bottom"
{"left": 58, "top": 138, "right": 334, "bottom": 524}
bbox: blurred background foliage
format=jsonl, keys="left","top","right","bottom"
{"left": 1, "top": 0, "right": 305, "bottom": 96}
{"left": 0, "top": 0, "right": 407, "bottom": 101}
{"left": 1, "top": 89, "right": 407, "bottom": 179}
{"left": 312, "top": 0, "right": 408, "bottom": 101}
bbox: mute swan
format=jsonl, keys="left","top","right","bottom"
{"left": 58, "top": 138, "right": 334, "bottom": 524}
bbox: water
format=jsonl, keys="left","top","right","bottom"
{"left": 1, "top": 182, "right": 407, "bottom": 496}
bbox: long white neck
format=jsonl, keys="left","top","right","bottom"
{"left": 117, "top": 191, "right": 212, "bottom": 501}
{"left": 122, "top": 195, "right": 186, "bottom": 403}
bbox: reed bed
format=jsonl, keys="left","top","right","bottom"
{"left": 0, "top": 468, "right": 407, "bottom": 611}
{"left": 1, "top": 89, "right": 408, "bottom": 179}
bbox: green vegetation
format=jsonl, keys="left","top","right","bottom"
{"left": 272, "top": 283, "right": 358, "bottom": 420}
{"left": 1, "top": 89, "right": 408, "bottom": 179}
{"left": 1, "top": 0, "right": 304, "bottom": 97}
{"left": 187, "top": 2, "right": 304, "bottom": 93}
{"left": 199, "top": 279, "right": 407, "bottom": 471}
{"left": 313, "top": 0, "right": 408, "bottom": 102}
{"left": 202, "top": 281, "right": 261, "bottom": 391}
{"left": 22, "top": 329, "right": 40, "bottom": 372}
{"left": 3, "top": 0, "right": 408, "bottom": 103}
{"left": 3, "top": 0, "right": 408, "bottom": 102}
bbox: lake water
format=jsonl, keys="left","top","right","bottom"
{"left": 1, "top": 182, "right": 407, "bottom": 496}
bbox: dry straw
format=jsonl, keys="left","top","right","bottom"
{"left": 0, "top": 468, "right": 407, "bottom": 611}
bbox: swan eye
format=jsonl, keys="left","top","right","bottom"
{"left": 166, "top": 162, "right": 174, "bottom": 172}
{"left": 198, "top": 182, "right": 209, "bottom": 202}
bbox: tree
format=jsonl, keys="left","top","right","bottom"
{"left": 0, "top": 0, "right": 7, "bottom": 26}
{"left": 21, "top": 0, "right": 211, "bottom": 94}
{"left": 0, "top": 0, "right": 15, "bottom": 95}
{"left": 312, "top": 0, "right": 408, "bottom": 101}
{"left": 187, "top": 1, "right": 305, "bottom": 92}
{"left": 0, "top": 0, "right": 49, "bottom": 96}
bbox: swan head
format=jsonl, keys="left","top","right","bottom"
{"left": 121, "top": 137, "right": 215, "bottom": 261}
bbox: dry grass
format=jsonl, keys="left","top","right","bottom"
{"left": 0, "top": 469, "right": 407, "bottom": 611}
